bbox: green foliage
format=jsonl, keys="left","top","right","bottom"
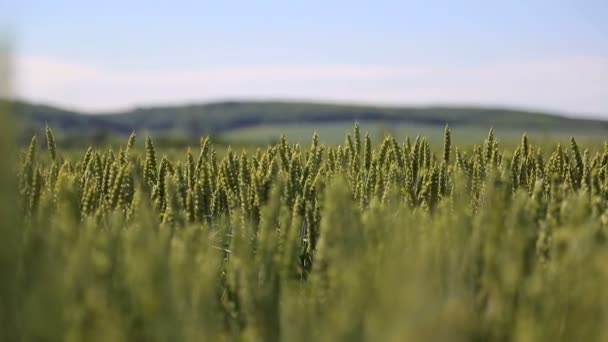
{"left": 2, "top": 124, "right": 608, "bottom": 341}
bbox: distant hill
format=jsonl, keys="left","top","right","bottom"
{"left": 9, "top": 100, "right": 608, "bottom": 143}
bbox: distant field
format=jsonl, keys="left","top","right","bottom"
{"left": 221, "top": 122, "right": 608, "bottom": 145}
{"left": 11, "top": 100, "right": 608, "bottom": 147}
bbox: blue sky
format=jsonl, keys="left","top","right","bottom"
{"left": 5, "top": 0, "right": 608, "bottom": 116}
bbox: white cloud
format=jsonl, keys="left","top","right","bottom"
{"left": 12, "top": 55, "right": 608, "bottom": 117}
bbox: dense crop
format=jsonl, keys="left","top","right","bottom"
{"left": 2, "top": 121, "right": 608, "bottom": 341}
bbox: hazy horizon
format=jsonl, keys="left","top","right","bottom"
{"left": 10, "top": 94, "right": 608, "bottom": 122}
{"left": 5, "top": 0, "right": 608, "bottom": 117}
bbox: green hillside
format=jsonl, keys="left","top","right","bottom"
{"left": 9, "top": 99, "right": 608, "bottom": 144}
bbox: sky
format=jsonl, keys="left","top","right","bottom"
{"left": 3, "top": 0, "right": 608, "bottom": 117}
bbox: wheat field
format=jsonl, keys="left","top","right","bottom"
{"left": 1, "top": 119, "right": 607, "bottom": 341}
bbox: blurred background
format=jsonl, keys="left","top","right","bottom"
{"left": 2, "top": 0, "right": 608, "bottom": 146}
